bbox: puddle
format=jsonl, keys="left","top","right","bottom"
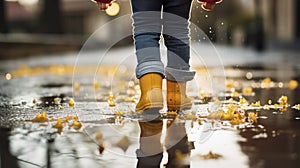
{"left": 1, "top": 63, "right": 300, "bottom": 167}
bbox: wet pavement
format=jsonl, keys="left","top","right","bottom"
{"left": 1, "top": 45, "right": 300, "bottom": 168}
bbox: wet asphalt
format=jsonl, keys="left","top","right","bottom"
{"left": 1, "top": 45, "right": 300, "bottom": 168}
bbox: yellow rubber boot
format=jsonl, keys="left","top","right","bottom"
{"left": 167, "top": 80, "right": 193, "bottom": 111}
{"left": 136, "top": 73, "right": 164, "bottom": 112}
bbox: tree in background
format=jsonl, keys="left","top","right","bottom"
{"left": 296, "top": 0, "right": 300, "bottom": 40}
{"left": 40, "top": 0, "right": 63, "bottom": 33}
{"left": 0, "top": 0, "right": 8, "bottom": 33}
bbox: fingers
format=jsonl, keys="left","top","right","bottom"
{"left": 96, "top": 2, "right": 112, "bottom": 10}
{"left": 197, "top": 0, "right": 223, "bottom": 11}
{"left": 201, "top": 2, "right": 216, "bottom": 11}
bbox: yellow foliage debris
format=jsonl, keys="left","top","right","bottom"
{"left": 199, "top": 151, "right": 222, "bottom": 159}
{"left": 58, "top": 105, "right": 64, "bottom": 110}
{"left": 114, "top": 111, "right": 124, "bottom": 115}
{"left": 72, "top": 121, "right": 82, "bottom": 130}
{"left": 230, "top": 117, "right": 245, "bottom": 125}
{"left": 69, "top": 98, "right": 75, "bottom": 107}
{"left": 239, "top": 97, "right": 248, "bottom": 105}
{"left": 242, "top": 87, "right": 253, "bottom": 96}
{"left": 54, "top": 97, "right": 60, "bottom": 104}
{"left": 53, "top": 118, "right": 63, "bottom": 129}
{"left": 32, "top": 112, "right": 49, "bottom": 122}
{"left": 109, "top": 100, "right": 116, "bottom": 107}
{"left": 278, "top": 95, "right": 288, "bottom": 105}
{"left": 250, "top": 101, "right": 261, "bottom": 107}
{"left": 268, "top": 99, "right": 272, "bottom": 105}
{"left": 248, "top": 112, "right": 258, "bottom": 123}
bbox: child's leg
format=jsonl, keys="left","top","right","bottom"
{"left": 162, "top": 0, "right": 195, "bottom": 110}
{"left": 162, "top": 0, "right": 195, "bottom": 82}
{"left": 131, "top": 0, "right": 165, "bottom": 112}
{"left": 131, "top": 0, "right": 165, "bottom": 79}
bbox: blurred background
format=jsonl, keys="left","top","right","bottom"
{"left": 0, "top": 0, "right": 299, "bottom": 59}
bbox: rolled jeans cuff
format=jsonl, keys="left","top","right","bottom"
{"left": 136, "top": 61, "right": 165, "bottom": 79}
{"left": 165, "top": 67, "right": 195, "bottom": 82}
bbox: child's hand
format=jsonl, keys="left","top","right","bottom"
{"left": 91, "top": 0, "right": 112, "bottom": 10}
{"left": 198, "top": 0, "right": 223, "bottom": 11}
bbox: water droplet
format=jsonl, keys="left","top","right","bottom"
{"left": 209, "top": 27, "right": 212, "bottom": 30}
{"left": 205, "top": 15, "right": 208, "bottom": 18}
{"left": 221, "top": 22, "right": 224, "bottom": 25}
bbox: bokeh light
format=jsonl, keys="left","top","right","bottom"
{"left": 105, "top": 2, "right": 120, "bottom": 17}
{"left": 18, "top": 0, "right": 39, "bottom": 6}
{"left": 5, "top": 73, "right": 12, "bottom": 80}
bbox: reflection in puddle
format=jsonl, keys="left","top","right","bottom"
{"left": 1, "top": 64, "right": 300, "bottom": 167}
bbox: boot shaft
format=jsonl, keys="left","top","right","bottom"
{"left": 167, "top": 80, "right": 192, "bottom": 110}
{"left": 136, "top": 73, "right": 164, "bottom": 111}
{"left": 166, "top": 80, "right": 187, "bottom": 94}
{"left": 139, "top": 73, "right": 163, "bottom": 92}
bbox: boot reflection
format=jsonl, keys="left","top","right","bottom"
{"left": 0, "top": 128, "right": 19, "bottom": 168}
{"left": 137, "top": 119, "right": 194, "bottom": 168}
{"left": 137, "top": 121, "right": 164, "bottom": 168}
{"left": 164, "top": 120, "right": 194, "bottom": 168}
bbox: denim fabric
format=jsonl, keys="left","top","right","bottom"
{"left": 165, "top": 67, "right": 195, "bottom": 82}
{"left": 131, "top": 0, "right": 195, "bottom": 81}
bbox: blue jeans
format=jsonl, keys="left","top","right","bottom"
{"left": 131, "top": 0, "right": 195, "bottom": 82}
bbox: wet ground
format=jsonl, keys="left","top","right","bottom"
{"left": 1, "top": 46, "right": 300, "bottom": 168}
